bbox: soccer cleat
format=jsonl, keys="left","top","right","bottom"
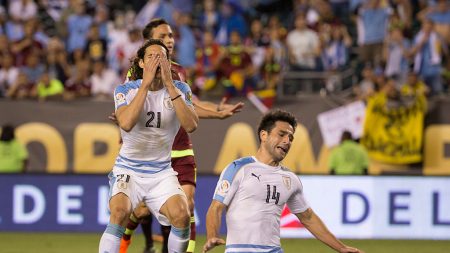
{"left": 119, "top": 237, "right": 132, "bottom": 253}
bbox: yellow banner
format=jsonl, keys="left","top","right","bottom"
{"left": 361, "top": 93, "right": 427, "bottom": 164}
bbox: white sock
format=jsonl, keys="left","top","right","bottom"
{"left": 99, "top": 223, "right": 125, "bottom": 253}
{"left": 168, "top": 226, "right": 190, "bottom": 253}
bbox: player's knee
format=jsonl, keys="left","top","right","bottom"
{"left": 110, "top": 206, "right": 130, "bottom": 224}
{"left": 169, "top": 208, "right": 190, "bottom": 228}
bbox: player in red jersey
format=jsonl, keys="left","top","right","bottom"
{"left": 114, "top": 18, "right": 244, "bottom": 253}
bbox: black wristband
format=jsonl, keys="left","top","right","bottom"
{"left": 171, "top": 94, "right": 182, "bottom": 101}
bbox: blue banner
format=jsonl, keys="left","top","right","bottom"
{"left": 0, "top": 174, "right": 222, "bottom": 234}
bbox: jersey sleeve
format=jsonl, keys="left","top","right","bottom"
{"left": 114, "top": 84, "right": 130, "bottom": 110}
{"left": 213, "top": 161, "right": 244, "bottom": 206}
{"left": 286, "top": 175, "right": 310, "bottom": 214}
{"left": 174, "top": 80, "right": 194, "bottom": 106}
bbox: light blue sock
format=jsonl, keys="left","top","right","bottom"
{"left": 168, "top": 226, "right": 190, "bottom": 253}
{"left": 98, "top": 223, "right": 125, "bottom": 253}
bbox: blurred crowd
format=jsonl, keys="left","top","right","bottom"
{"left": 0, "top": 0, "right": 449, "bottom": 102}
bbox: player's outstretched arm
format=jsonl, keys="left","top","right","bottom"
{"left": 161, "top": 57, "right": 198, "bottom": 132}
{"left": 203, "top": 200, "right": 226, "bottom": 252}
{"left": 296, "top": 208, "right": 364, "bottom": 253}
{"left": 194, "top": 99, "right": 245, "bottom": 119}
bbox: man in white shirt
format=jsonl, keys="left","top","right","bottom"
{"left": 203, "top": 110, "right": 363, "bottom": 253}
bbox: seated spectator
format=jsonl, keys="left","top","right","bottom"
{"left": 410, "top": 19, "right": 445, "bottom": 96}
{"left": 353, "top": 63, "right": 377, "bottom": 100}
{"left": 329, "top": 130, "right": 369, "bottom": 175}
{"left": 401, "top": 71, "right": 429, "bottom": 97}
{"left": 90, "top": 60, "right": 120, "bottom": 100}
{"left": 216, "top": 30, "right": 254, "bottom": 97}
{"left": 20, "top": 53, "right": 45, "bottom": 86}
{"left": 0, "top": 124, "right": 28, "bottom": 173}
{"left": 31, "top": 72, "right": 64, "bottom": 102}
{"left": 286, "top": 12, "right": 321, "bottom": 71}
{"left": 6, "top": 72, "right": 33, "bottom": 99}
{"left": 0, "top": 53, "right": 19, "bottom": 97}
{"left": 0, "top": 35, "right": 11, "bottom": 57}
{"left": 64, "top": 59, "right": 91, "bottom": 100}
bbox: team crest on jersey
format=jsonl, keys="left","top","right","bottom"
{"left": 115, "top": 93, "right": 126, "bottom": 104}
{"left": 218, "top": 180, "right": 230, "bottom": 195}
{"left": 164, "top": 97, "right": 174, "bottom": 110}
{"left": 117, "top": 181, "right": 127, "bottom": 190}
{"left": 185, "top": 91, "right": 193, "bottom": 103}
{"left": 282, "top": 176, "right": 291, "bottom": 190}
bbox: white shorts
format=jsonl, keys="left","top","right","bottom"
{"left": 108, "top": 167, "right": 186, "bottom": 226}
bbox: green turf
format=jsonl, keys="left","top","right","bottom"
{"left": 0, "top": 232, "right": 449, "bottom": 253}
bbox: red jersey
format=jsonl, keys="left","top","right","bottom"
{"left": 171, "top": 61, "right": 193, "bottom": 152}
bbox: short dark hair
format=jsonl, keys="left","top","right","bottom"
{"left": 129, "top": 39, "right": 170, "bottom": 81}
{"left": 341, "top": 130, "right": 353, "bottom": 142}
{"left": 142, "top": 18, "right": 169, "bottom": 40}
{"left": 1, "top": 124, "right": 15, "bottom": 142}
{"left": 257, "top": 109, "right": 297, "bottom": 142}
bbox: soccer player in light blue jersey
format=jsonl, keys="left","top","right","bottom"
{"left": 203, "top": 110, "right": 363, "bottom": 253}
{"left": 99, "top": 39, "right": 198, "bottom": 253}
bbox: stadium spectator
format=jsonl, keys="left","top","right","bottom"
{"left": 66, "top": 0, "right": 93, "bottom": 54}
{"left": 216, "top": 30, "right": 254, "bottom": 97}
{"left": 419, "top": 0, "right": 450, "bottom": 44}
{"left": 0, "top": 124, "right": 28, "bottom": 173}
{"left": 383, "top": 26, "right": 411, "bottom": 86}
{"left": 20, "top": 52, "right": 45, "bottom": 86}
{"left": 286, "top": 12, "right": 321, "bottom": 71}
{"left": 64, "top": 59, "right": 91, "bottom": 100}
{"left": 258, "top": 46, "right": 282, "bottom": 90}
{"left": 8, "top": 0, "right": 38, "bottom": 23}
{"left": 321, "top": 23, "right": 352, "bottom": 71}
{"left": 89, "top": 60, "right": 120, "bottom": 100}
{"left": 194, "top": 30, "right": 222, "bottom": 92}
{"left": 410, "top": 18, "right": 445, "bottom": 96}
{"left": 0, "top": 52, "right": 19, "bottom": 97}
{"left": 32, "top": 71, "right": 64, "bottom": 102}
{"left": 215, "top": 0, "right": 247, "bottom": 45}
{"left": 6, "top": 72, "right": 32, "bottom": 99}
{"left": 329, "top": 130, "right": 369, "bottom": 175}
{"left": 173, "top": 12, "right": 196, "bottom": 77}
{"left": 353, "top": 63, "right": 377, "bottom": 100}
{"left": 198, "top": 0, "right": 220, "bottom": 33}
{"left": 202, "top": 109, "right": 363, "bottom": 253}
{"left": 10, "top": 19, "right": 43, "bottom": 67}
{"left": 244, "top": 19, "right": 270, "bottom": 70}
{"left": 85, "top": 24, "right": 108, "bottom": 62}
{"left": 356, "top": 0, "right": 392, "bottom": 67}
{"left": 400, "top": 71, "right": 429, "bottom": 97}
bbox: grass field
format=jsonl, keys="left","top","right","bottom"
{"left": 1, "top": 232, "right": 449, "bottom": 253}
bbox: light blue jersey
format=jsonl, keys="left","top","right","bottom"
{"left": 214, "top": 156, "right": 310, "bottom": 253}
{"left": 113, "top": 79, "right": 193, "bottom": 176}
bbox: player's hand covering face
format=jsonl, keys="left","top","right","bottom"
{"left": 140, "top": 46, "right": 162, "bottom": 87}
{"left": 160, "top": 56, "right": 173, "bottom": 87}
